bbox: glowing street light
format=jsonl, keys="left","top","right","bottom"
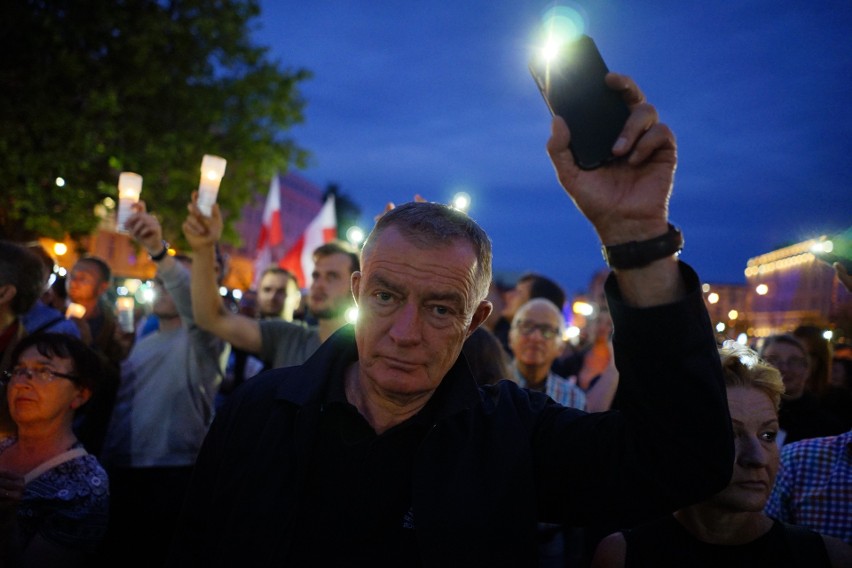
{"left": 55, "top": 177, "right": 65, "bottom": 187}
{"left": 346, "top": 226, "right": 365, "bottom": 247}
{"left": 451, "top": 192, "right": 471, "bottom": 213}
{"left": 346, "top": 306, "right": 359, "bottom": 324}
{"left": 755, "top": 284, "right": 769, "bottom": 295}
{"left": 572, "top": 301, "right": 595, "bottom": 317}
{"left": 707, "top": 292, "right": 719, "bottom": 304}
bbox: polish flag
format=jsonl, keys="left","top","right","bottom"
{"left": 279, "top": 194, "right": 337, "bottom": 288}
{"left": 252, "top": 175, "right": 283, "bottom": 287}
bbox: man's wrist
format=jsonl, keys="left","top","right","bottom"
{"left": 602, "top": 223, "right": 683, "bottom": 270}
{"left": 149, "top": 240, "right": 170, "bottom": 262}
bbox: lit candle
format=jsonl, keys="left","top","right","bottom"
{"left": 196, "top": 154, "right": 227, "bottom": 217}
{"left": 117, "top": 172, "right": 143, "bottom": 232}
{"left": 116, "top": 297, "right": 135, "bottom": 333}
{"left": 66, "top": 303, "right": 86, "bottom": 319}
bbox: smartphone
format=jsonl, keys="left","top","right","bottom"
{"left": 529, "top": 35, "right": 630, "bottom": 170}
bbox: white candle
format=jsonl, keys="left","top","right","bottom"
{"left": 116, "top": 297, "right": 135, "bottom": 333}
{"left": 117, "top": 172, "right": 143, "bottom": 232}
{"left": 196, "top": 155, "right": 227, "bottom": 217}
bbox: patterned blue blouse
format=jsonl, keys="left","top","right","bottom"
{"left": 0, "top": 438, "right": 109, "bottom": 553}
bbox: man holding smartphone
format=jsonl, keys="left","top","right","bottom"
{"left": 167, "top": 73, "right": 733, "bottom": 567}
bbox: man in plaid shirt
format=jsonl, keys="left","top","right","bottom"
{"left": 765, "top": 428, "right": 852, "bottom": 544}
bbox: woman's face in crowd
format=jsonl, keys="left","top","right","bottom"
{"left": 761, "top": 342, "right": 808, "bottom": 399}
{"left": 7, "top": 345, "right": 89, "bottom": 425}
{"left": 710, "top": 385, "right": 779, "bottom": 513}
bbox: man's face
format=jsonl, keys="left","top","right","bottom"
{"left": 257, "top": 272, "right": 293, "bottom": 318}
{"left": 66, "top": 261, "right": 107, "bottom": 305}
{"left": 501, "top": 280, "right": 532, "bottom": 319}
{"left": 509, "top": 302, "right": 564, "bottom": 371}
{"left": 352, "top": 227, "right": 490, "bottom": 399}
{"left": 309, "top": 253, "right": 355, "bottom": 320}
{"left": 762, "top": 342, "right": 808, "bottom": 399}
{"left": 709, "top": 385, "right": 779, "bottom": 513}
{"left": 151, "top": 280, "right": 178, "bottom": 319}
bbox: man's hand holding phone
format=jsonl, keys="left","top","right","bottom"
{"left": 545, "top": 66, "right": 682, "bottom": 306}
{"left": 547, "top": 72, "right": 677, "bottom": 247}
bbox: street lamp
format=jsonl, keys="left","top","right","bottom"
{"left": 346, "top": 226, "right": 365, "bottom": 247}
{"left": 451, "top": 192, "right": 471, "bottom": 213}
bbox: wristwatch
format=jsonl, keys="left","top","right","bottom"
{"left": 601, "top": 224, "right": 683, "bottom": 269}
{"left": 149, "top": 240, "right": 170, "bottom": 262}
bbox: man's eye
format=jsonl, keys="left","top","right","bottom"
{"left": 375, "top": 292, "right": 393, "bottom": 303}
{"left": 432, "top": 305, "right": 450, "bottom": 316}
{"left": 760, "top": 431, "right": 778, "bottom": 443}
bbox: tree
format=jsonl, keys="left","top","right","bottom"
{"left": 0, "top": 0, "right": 310, "bottom": 250}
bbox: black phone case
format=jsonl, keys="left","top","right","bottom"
{"left": 529, "top": 35, "right": 630, "bottom": 170}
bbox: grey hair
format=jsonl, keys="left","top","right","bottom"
{"left": 362, "top": 201, "right": 492, "bottom": 304}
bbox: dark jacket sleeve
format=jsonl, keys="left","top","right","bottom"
{"left": 533, "top": 262, "right": 734, "bottom": 526}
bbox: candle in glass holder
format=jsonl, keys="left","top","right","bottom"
{"left": 117, "top": 172, "right": 143, "bottom": 232}
{"left": 116, "top": 296, "right": 135, "bottom": 333}
{"left": 196, "top": 155, "right": 227, "bottom": 217}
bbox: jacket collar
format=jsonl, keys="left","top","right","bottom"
{"left": 273, "top": 323, "right": 481, "bottom": 420}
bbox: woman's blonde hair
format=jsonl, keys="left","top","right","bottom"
{"left": 718, "top": 341, "right": 785, "bottom": 411}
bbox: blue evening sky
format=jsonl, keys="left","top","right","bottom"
{"left": 253, "top": 0, "right": 851, "bottom": 296}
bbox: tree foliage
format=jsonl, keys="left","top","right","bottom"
{"left": 0, "top": 0, "right": 311, "bottom": 249}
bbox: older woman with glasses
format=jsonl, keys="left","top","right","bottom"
{"left": 0, "top": 333, "right": 108, "bottom": 566}
{"left": 760, "top": 334, "right": 844, "bottom": 445}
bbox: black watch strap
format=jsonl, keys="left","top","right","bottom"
{"left": 149, "top": 240, "right": 170, "bottom": 262}
{"left": 601, "top": 224, "right": 683, "bottom": 269}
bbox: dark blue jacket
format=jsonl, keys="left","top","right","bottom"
{"left": 168, "top": 264, "right": 733, "bottom": 567}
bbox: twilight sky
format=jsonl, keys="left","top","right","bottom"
{"left": 253, "top": 0, "right": 851, "bottom": 296}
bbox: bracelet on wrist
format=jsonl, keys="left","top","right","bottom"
{"left": 149, "top": 240, "right": 170, "bottom": 262}
{"left": 601, "top": 223, "right": 683, "bottom": 270}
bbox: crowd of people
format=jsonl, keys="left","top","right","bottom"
{"left": 0, "top": 70, "right": 850, "bottom": 567}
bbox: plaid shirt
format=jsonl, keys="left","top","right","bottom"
{"left": 765, "top": 428, "right": 852, "bottom": 545}
{"left": 513, "top": 368, "right": 586, "bottom": 411}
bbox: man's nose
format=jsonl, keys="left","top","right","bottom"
{"left": 389, "top": 303, "right": 422, "bottom": 345}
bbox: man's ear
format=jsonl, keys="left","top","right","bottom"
{"left": 350, "top": 271, "right": 362, "bottom": 306}
{"left": 0, "top": 283, "right": 17, "bottom": 307}
{"left": 466, "top": 300, "right": 493, "bottom": 339}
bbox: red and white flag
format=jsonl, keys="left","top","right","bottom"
{"left": 252, "top": 175, "right": 283, "bottom": 288}
{"left": 279, "top": 194, "right": 337, "bottom": 288}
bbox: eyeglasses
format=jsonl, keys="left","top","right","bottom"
{"left": 1, "top": 367, "right": 78, "bottom": 386}
{"left": 764, "top": 356, "right": 808, "bottom": 370}
{"left": 514, "top": 321, "right": 560, "bottom": 340}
